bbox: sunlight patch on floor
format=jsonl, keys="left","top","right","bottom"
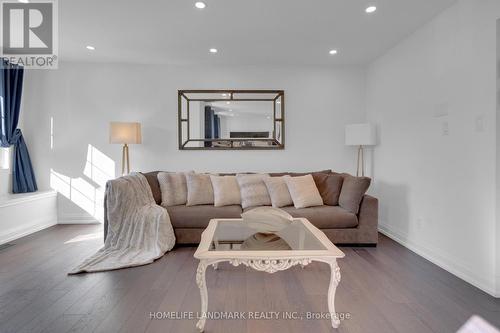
{"left": 64, "top": 232, "right": 102, "bottom": 244}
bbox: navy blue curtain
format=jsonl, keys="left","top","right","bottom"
{"left": 213, "top": 114, "right": 220, "bottom": 138}
{"left": 0, "top": 61, "right": 37, "bottom": 193}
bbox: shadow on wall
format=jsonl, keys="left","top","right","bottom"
{"left": 375, "top": 181, "right": 409, "bottom": 238}
{"left": 50, "top": 144, "right": 115, "bottom": 223}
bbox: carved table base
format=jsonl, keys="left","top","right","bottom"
{"left": 195, "top": 257, "right": 341, "bottom": 331}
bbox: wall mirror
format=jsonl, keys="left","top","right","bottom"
{"left": 178, "top": 90, "right": 285, "bottom": 150}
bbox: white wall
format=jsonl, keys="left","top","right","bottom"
{"left": 366, "top": 0, "right": 500, "bottom": 296}
{"left": 21, "top": 62, "right": 366, "bottom": 223}
{"left": 496, "top": 18, "right": 500, "bottom": 299}
{"left": 0, "top": 148, "right": 10, "bottom": 195}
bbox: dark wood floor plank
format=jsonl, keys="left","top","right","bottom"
{"left": 0, "top": 225, "right": 499, "bottom": 333}
{"left": 94, "top": 249, "right": 191, "bottom": 333}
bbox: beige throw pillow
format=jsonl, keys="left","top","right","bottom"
{"left": 236, "top": 174, "right": 272, "bottom": 209}
{"left": 210, "top": 175, "right": 241, "bottom": 207}
{"left": 157, "top": 171, "right": 192, "bottom": 207}
{"left": 284, "top": 174, "right": 324, "bottom": 209}
{"left": 186, "top": 173, "right": 214, "bottom": 206}
{"left": 263, "top": 177, "right": 293, "bottom": 208}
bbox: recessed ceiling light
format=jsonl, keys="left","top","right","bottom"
{"left": 365, "top": 6, "right": 377, "bottom": 13}
{"left": 209, "top": 48, "right": 218, "bottom": 53}
{"left": 195, "top": 2, "right": 206, "bottom": 9}
{"left": 86, "top": 45, "right": 95, "bottom": 50}
{"left": 18, "top": 0, "right": 29, "bottom": 3}
{"left": 222, "top": 93, "right": 227, "bottom": 97}
{"left": 329, "top": 49, "right": 338, "bottom": 55}
{"left": 226, "top": 101, "right": 230, "bottom": 105}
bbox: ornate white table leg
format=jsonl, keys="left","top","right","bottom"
{"left": 328, "top": 259, "right": 341, "bottom": 328}
{"left": 196, "top": 261, "right": 208, "bottom": 332}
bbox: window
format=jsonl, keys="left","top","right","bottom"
{"left": 0, "top": 147, "right": 10, "bottom": 170}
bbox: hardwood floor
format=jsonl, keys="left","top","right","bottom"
{"left": 0, "top": 224, "right": 499, "bottom": 333}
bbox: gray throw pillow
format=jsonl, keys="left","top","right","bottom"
{"left": 263, "top": 176, "right": 293, "bottom": 208}
{"left": 210, "top": 175, "right": 241, "bottom": 207}
{"left": 338, "top": 175, "right": 371, "bottom": 214}
{"left": 236, "top": 174, "right": 272, "bottom": 209}
{"left": 157, "top": 171, "right": 193, "bottom": 207}
{"left": 186, "top": 173, "right": 215, "bottom": 206}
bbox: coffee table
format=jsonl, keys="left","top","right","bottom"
{"left": 194, "top": 218, "right": 345, "bottom": 331}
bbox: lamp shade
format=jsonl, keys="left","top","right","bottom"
{"left": 345, "top": 123, "right": 376, "bottom": 146}
{"left": 109, "top": 122, "right": 142, "bottom": 144}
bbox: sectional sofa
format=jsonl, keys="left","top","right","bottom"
{"left": 103, "top": 170, "right": 378, "bottom": 246}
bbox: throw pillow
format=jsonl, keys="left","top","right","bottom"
{"left": 141, "top": 171, "right": 162, "bottom": 204}
{"left": 338, "top": 175, "right": 371, "bottom": 214}
{"left": 157, "top": 171, "right": 192, "bottom": 207}
{"left": 284, "top": 174, "right": 324, "bottom": 209}
{"left": 263, "top": 176, "right": 293, "bottom": 208}
{"left": 312, "top": 173, "right": 344, "bottom": 206}
{"left": 236, "top": 174, "right": 272, "bottom": 209}
{"left": 269, "top": 169, "right": 331, "bottom": 177}
{"left": 186, "top": 173, "right": 215, "bottom": 206}
{"left": 210, "top": 175, "right": 241, "bottom": 207}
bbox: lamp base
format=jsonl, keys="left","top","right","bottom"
{"left": 121, "top": 144, "right": 130, "bottom": 176}
{"left": 356, "top": 145, "right": 364, "bottom": 177}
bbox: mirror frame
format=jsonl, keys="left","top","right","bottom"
{"left": 178, "top": 89, "right": 285, "bottom": 150}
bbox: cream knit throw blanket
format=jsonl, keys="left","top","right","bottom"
{"left": 69, "top": 173, "right": 175, "bottom": 274}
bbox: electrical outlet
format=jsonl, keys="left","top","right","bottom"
{"left": 441, "top": 121, "right": 449, "bottom": 136}
{"left": 475, "top": 115, "right": 485, "bottom": 132}
{"left": 416, "top": 217, "right": 424, "bottom": 229}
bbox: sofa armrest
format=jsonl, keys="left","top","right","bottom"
{"left": 356, "top": 194, "right": 378, "bottom": 244}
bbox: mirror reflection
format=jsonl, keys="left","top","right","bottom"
{"left": 178, "top": 90, "right": 284, "bottom": 150}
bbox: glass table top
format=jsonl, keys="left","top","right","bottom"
{"left": 208, "top": 219, "right": 327, "bottom": 252}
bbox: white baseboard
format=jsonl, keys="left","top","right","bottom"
{"left": 0, "top": 219, "right": 57, "bottom": 245}
{"left": 0, "top": 191, "right": 58, "bottom": 245}
{"left": 379, "top": 223, "right": 498, "bottom": 298}
{"left": 58, "top": 213, "right": 100, "bottom": 224}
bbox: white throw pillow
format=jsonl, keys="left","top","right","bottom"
{"left": 284, "top": 174, "right": 324, "bottom": 209}
{"left": 210, "top": 175, "right": 241, "bottom": 207}
{"left": 157, "top": 171, "right": 193, "bottom": 207}
{"left": 263, "top": 177, "right": 293, "bottom": 208}
{"left": 236, "top": 174, "right": 272, "bottom": 209}
{"left": 186, "top": 173, "right": 214, "bottom": 206}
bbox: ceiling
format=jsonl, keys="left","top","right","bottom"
{"left": 60, "top": 0, "right": 457, "bottom": 66}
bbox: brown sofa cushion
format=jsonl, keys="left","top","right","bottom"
{"left": 281, "top": 206, "right": 358, "bottom": 229}
{"left": 141, "top": 171, "right": 162, "bottom": 204}
{"left": 312, "top": 173, "right": 344, "bottom": 206}
{"left": 338, "top": 175, "right": 371, "bottom": 214}
{"left": 167, "top": 205, "right": 242, "bottom": 228}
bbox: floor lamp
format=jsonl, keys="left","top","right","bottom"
{"left": 345, "top": 123, "right": 376, "bottom": 177}
{"left": 109, "top": 122, "right": 142, "bottom": 175}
